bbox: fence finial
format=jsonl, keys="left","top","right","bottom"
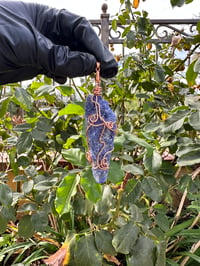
{"left": 101, "top": 3, "right": 108, "bottom": 14}
{"left": 101, "top": 3, "right": 109, "bottom": 46}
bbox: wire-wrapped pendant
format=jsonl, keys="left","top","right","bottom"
{"left": 85, "top": 63, "right": 117, "bottom": 183}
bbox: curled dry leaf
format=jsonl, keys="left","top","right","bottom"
{"left": 104, "top": 254, "right": 121, "bottom": 265}
{"left": 44, "top": 242, "right": 70, "bottom": 266}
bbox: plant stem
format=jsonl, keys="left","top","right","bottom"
{"left": 170, "top": 166, "right": 200, "bottom": 229}
{"left": 71, "top": 79, "right": 85, "bottom": 101}
{"left": 172, "top": 43, "right": 200, "bottom": 73}
{"left": 189, "top": 212, "right": 200, "bottom": 230}
{"left": 49, "top": 214, "right": 58, "bottom": 232}
{"left": 111, "top": 188, "right": 123, "bottom": 226}
{"left": 180, "top": 240, "right": 200, "bottom": 266}
{"left": 166, "top": 212, "right": 200, "bottom": 253}
{"left": 165, "top": 43, "right": 200, "bottom": 81}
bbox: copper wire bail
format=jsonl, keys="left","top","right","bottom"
{"left": 93, "top": 62, "right": 102, "bottom": 96}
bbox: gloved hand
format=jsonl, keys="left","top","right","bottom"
{"left": 0, "top": 1, "right": 118, "bottom": 85}
{"left": 100, "top": 45, "right": 118, "bottom": 78}
{"left": 51, "top": 7, "right": 118, "bottom": 80}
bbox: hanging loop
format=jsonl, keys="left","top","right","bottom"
{"left": 93, "top": 62, "right": 102, "bottom": 96}
{"left": 96, "top": 62, "right": 100, "bottom": 84}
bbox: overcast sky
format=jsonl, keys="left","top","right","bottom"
{"left": 22, "top": 0, "right": 199, "bottom": 19}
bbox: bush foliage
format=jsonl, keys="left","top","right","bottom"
{"left": 0, "top": 0, "right": 199, "bottom": 265}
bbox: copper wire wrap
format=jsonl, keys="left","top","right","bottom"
{"left": 86, "top": 62, "right": 117, "bottom": 171}
{"left": 93, "top": 62, "right": 102, "bottom": 96}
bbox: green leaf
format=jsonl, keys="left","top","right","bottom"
{"left": 112, "top": 223, "right": 139, "bottom": 254}
{"left": 142, "top": 176, "right": 163, "bottom": 202}
{"left": 95, "top": 230, "right": 117, "bottom": 256}
{"left": 22, "top": 249, "right": 47, "bottom": 264}
{"left": 128, "top": 204, "right": 143, "bottom": 222}
{"left": 58, "top": 103, "right": 84, "bottom": 116}
{"left": 36, "top": 117, "right": 52, "bottom": 132}
{"left": 22, "top": 180, "right": 34, "bottom": 194}
{"left": 114, "top": 135, "right": 126, "bottom": 151}
{"left": 74, "top": 235, "right": 102, "bottom": 266}
{"left": 161, "top": 109, "right": 189, "bottom": 133}
{"left": 55, "top": 174, "right": 80, "bottom": 216}
{"left": 141, "top": 82, "right": 157, "bottom": 92}
{"left": 16, "top": 132, "right": 33, "bottom": 154}
{"left": 31, "top": 211, "right": 48, "bottom": 232}
{"left": 118, "top": 14, "right": 127, "bottom": 25}
{"left": 165, "top": 218, "right": 194, "bottom": 237}
{"left": 32, "top": 128, "right": 47, "bottom": 141}
{"left": 18, "top": 215, "right": 35, "bottom": 239}
{"left": 1, "top": 206, "right": 16, "bottom": 221}
{"left": 111, "top": 19, "right": 117, "bottom": 31}
{"left": 17, "top": 155, "right": 31, "bottom": 167}
{"left": 81, "top": 168, "right": 102, "bottom": 203}
{"left": 108, "top": 161, "right": 124, "bottom": 184}
{"left": 14, "top": 123, "right": 33, "bottom": 132}
{"left": 186, "top": 60, "right": 198, "bottom": 86}
{"left": 34, "top": 84, "right": 54, "bottom": 97}
{"left": 122, "top": 163, "right": 144, "bottom": 175}
{"left": 33, "top": 174, "right": 48, "bottom": 184}
{"left": 176, "top": 143, "right": 200, "bottom": 157}
{"left": 194, "top": 57, "right": 200, "bottom": 73}
{"left": 120, "top": 154, "right": 134, "bottom": 162}
{"left": 185, "top": 0, "right": 194, "bottom": 4}
{"left": 62, "top": 148, "right": 87, "bottom": 167}
{"left": 177, "top": 149, "right": 200, "bottom": 166}
{"left": 188, "top": 110, "right": 200, "bottom": 130}
{"left": 126, "top": 31, "right": 136, "bottom": 49}
{"left": 34, "top": 180, "right": 54, "bottom": 191}
{"left": 0, "top": 242, "right": 33, "bottom": 259}
{"left": 57, "top": 85, "right": 74, "bottom": 96}
{"left": 154, "top": 64, "right": 165, "bottom": 83}
{"left": 0, "top": 214, "right": 7, "bottom": 233}
{"left": 170, "top": 0, "right": 185, "bottom": 7}
{"left": 24, "top": 165, "right": 37, "bottom": 177}
{"left": 9, "top": 147, "right": 18, "bottom": 175}
{"left": 0, "top": 97, "right": 10, "bottom": 118}
{"left": 179, "top": 252, "right": 200, "bottom": 263}
{"left": 31, "top": 80, "right": 45, "bottom": 89}
{"left": 155, "top": 241, "right": 166, "bottom": 266}
{"left": 144, "top": 150, "right": 162, "bottom": 174}
{"left": 126, "top": 236, "right": 155, "bottom": 266}
{"left": 136, "top": 17, "right": 150, "bottom": 35}
{"left": 73, "top": 196, "right": 88, "bottom": 216}
{"left": 155, "top": 213, "right": 170, "bottom": 232}
{"left": 177, "top": 228, "right": 200, "bottom": 237}
{"left": 187, "top": 205, "right": 200, "bottom": 212}
{"left": 14, "top": 87, "right": 33, "bottom": 111}
{"left": 197, "top": 21, "right": 200, "bottom": 33}
{"left": 95, "top": 185, "right": 114, "bottom": 216}
{"left": 126, "top": 133, "right": 153, "bottom": 151}
{"left": 0, "top": 183, "right": 13, "bottom": 206}
{"left": 126, "top": 180, "right": 142, "bottom": 203}
{"left": 122, "top": 25, "right": 131, "bottom": 38}
{"left": 63, "top": 135, "right": 80, "bottom": 149}
{"left": 160, "top": 136, "right": 177, "bottom": 148}
{"left": 18, "top": 202, "right": 38, "bottom": 212}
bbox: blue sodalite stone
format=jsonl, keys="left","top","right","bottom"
{"left": 85, "top": 95, "right": 116, "bottom": 183}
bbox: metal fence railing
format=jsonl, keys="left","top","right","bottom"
{"left": 90, "top": 3, "right": 199, "bottom": 52}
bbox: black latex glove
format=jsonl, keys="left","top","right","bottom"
{"left": 100, "top": 45, "right": 118, "bottom": 78}
{"left": 0, "top": 1, "right": 118, "bottom": 85}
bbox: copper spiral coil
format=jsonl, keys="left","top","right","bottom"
{"left": 86, "top": 62, "right": 116, "bottom": 171}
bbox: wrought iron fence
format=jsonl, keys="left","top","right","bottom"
{"left": 90, "top": 3, "right": 199, "bottom": 50}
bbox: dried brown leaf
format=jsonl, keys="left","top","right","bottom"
{"left": 44, "top": 243, "right": 70, "bottom": 266}
{"left": 104, "top": 254, "right": 121, "bottom": 265}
